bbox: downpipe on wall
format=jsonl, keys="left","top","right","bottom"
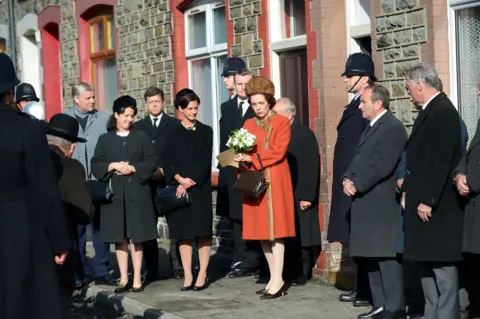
{"left": 8, "top": 0, "right": 17, "bottom": 68}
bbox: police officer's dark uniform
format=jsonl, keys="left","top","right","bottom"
{"left": 327, "top": 52, "right": 375, "bottom": 307}
{"left": 0, "top": 52, "right": 72, "bottom": 318}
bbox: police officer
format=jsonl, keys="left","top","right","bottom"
{"left": 0, "top": 53, "right": 71, "bottom": 318}
{"left": 221, "top": 57, "right": 247, "bottom": 100}
{"left": 327, "top": 52, "right": 374, "bottom": 307}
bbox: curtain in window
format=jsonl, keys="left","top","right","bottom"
{"left": 457, "top": 7, "right": 480, "bottom": 144}
{"left": 94, "top": 57, "right": 117, "bottom": 112}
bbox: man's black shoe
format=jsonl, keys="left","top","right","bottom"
{"left": 358, "top": 307, "right": 384, "bottom": 318}
{"left": 227, "top": 268, "right": 255, "bottom": 278}
{"left": 339, "top": 291, "right": 356, "bottom": 302}
{"left": 172, "top": 271, "right": 184, "bottom": 280}
{"left": 94, "top": 275, "right": 117, "bottom": 286}
{"left": 354, "top": 299, "right": 372, "bottom": 307}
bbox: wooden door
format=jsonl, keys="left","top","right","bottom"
{"left": 280, "top": 49, "right": 309, "bottom": 125}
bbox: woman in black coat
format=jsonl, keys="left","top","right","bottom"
{"left": 163, "top": 88, "right": 213, "bottom": 291}
{"left": 91, "top": 95, "right": 158, "bottom": 293}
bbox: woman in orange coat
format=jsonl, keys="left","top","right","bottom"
{"left": 234, "top": 76, "right": 295, "bottom": 300}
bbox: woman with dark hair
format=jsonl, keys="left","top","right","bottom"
{"left": 234, "top": 76, "right": 295, "bottom": 300}
{"left": 91, "top": 95, "right": 158, "bottom": 293}
{"left": 163, "top": 88, "right": 213, "bottom": 291}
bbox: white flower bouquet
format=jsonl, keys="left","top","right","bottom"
{"left": 226, "top": 128, "right": 256, "bottom": 153}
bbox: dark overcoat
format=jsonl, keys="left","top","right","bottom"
{"left": 216, "top": 96, "right": 255, "bottom": 220}
{"left": 286, "top": 121, "right": 322, "bottom": 247}
{"left": 0, "top": 104, "right": 72, "bottom": 319}
{"left": 344, "top": 111, "right": 407, "bottom": 257}
{"left": 49, "top": 145, "right": 93, "bottom": 295}
{"left": 133, "top": 113, "right": 180, "bottom": 213}
{"left": 91, "top": 130, "right": 159, "bottom": 244}
{"left": 327, "top": 97, "right": 368, "bottom": 243}
{"left": 454, "top": 118, "right": 480, "bottom": 254}
{"left": 402, "top": 92, "right": 464, "bottom": 262}
{"left": 163, "top": 121, "right": 213, "bottom": 240}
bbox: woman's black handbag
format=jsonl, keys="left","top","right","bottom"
{"left": 233, "top": 154, "right": 269, "bottom": 198}
{"left": 155, "top": 186, "right": 192, "bottom": 216}
{"left": 85, "top": 148, "right": 114, "bottom": 205}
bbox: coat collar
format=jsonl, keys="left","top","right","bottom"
{"left": 357, "top": 110, "right": 391, "bottom": 148}
{"left": 49, "top": 144, "right": 66, "bottom": 157}
{"left": 409, "top": 92, "right": 445, "bottom": 140}
{"left": 337, "top": 97, "right": 361, "bottom": 128}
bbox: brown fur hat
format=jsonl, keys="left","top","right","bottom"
{"left": 246, "top": 76, "right": 275, "bottom": 97}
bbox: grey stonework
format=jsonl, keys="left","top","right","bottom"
{"left": 376, "top": 0, "right": 427, "bottom": 129}
{"left": 229, "top": 0, "right": 264, "bottom": 72}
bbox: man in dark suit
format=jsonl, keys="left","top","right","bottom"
{"left": 343, "top": 84, "right": 408, "bottom": 319}
{"left": 217, "top": 68, "right": 259, "bottom": 277}
{"left": 402, "top": 63, "right": 464, "bottom": 319}
{"left": 44, "top": 114, "right": 94, "bottom": 315}
{"left": 327, "top": 52, "right": 373, "bottom": 307}
{"left": 455, "top": 118, "right": 480, "bottom": 319}
{"left": 273, "top": 98, "right": 322, "bottom": 286}
{"left": 133, "top": 87, "right": 181, "bottom": 281}
{"left": 0, "top": 52, "right": 71, "bottom": 318}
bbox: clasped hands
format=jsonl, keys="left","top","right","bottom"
{"left": 176, "top": 177, "right": 196, "bottom": 197}
{"left": 111, "top": 161, "right": 135, "bottom": 175}
{"left": 234, "top": 153, "right": 252, "bottom": 163}
{"left": 455, "top": 174, "right": 470, "bottom": 197}
{"left": 343, "top": 179, "right": 357, "bottom": 196}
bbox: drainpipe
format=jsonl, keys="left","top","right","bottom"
{"left": 8, "top": 0, "right": 17, "bottom": 68}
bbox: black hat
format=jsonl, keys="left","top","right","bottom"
{"left": 0, "top": 53, "right": 20, "bottom": 94}
{"left": 113, "top": 95, "right": 137, "bottom": 113}
{"left": 44, "top": 114, "right": 87, "bottom": 143}
{"left": 341, "top": 52, "right": 377, "bottom": 81}
{"left": 14, "top": 82, "right": 40, "bottom": 103}
{"left": 221, "top": 57, "right": 247, "bottom": 77}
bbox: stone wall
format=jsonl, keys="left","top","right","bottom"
{"left": 374, "top": 0, "right": 427, "bottom": 133}
{"left": 116, "top": 0, "right": 175, "bottom": 117}
{"left": 228, "top": 0, "right": 264, "bottom": 74}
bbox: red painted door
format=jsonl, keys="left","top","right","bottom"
{"left": 42, "top": 23, "right": 62, "bottom": 120}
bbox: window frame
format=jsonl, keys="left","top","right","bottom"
{"left": 87, "top": 15, "right": 116, "bottom": 88}
{"left": 185, "top": 3, "right": 228, "bottom": 170}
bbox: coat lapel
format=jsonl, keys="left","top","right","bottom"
{"left": 150, "top": 113, "right": 169, "bottom": 139}
{"left": 337, "top": 97, "right": 361, "bottom": 129}
{"left": 467, "top": 119, "right": 480, "bottom": 153}
{"left": 357, "top": 111, "right": 391, "bottom": 149}
{"left": 408, "top": 92, "right": 444, "bottom": 140}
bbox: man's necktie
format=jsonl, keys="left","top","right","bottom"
{"left": 238, "top": 102, "right": 244, "bottom": 118}
{"left": 153, "top": 118, "right": 158, "bottom": 127}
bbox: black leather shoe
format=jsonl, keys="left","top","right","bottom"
{"left": 291, "top": 276, "right": 308, "bottom": 286}
{"left": 95, "top": 275, "right": 118, "bottom": 286}
{"left": 358, "top": 307, "right": 384, "bottom": 318}
{"left": 255, "top": 288, "right": 268, "bottom": 295}
{"left": 339, "top": 291, "right": 356, "bottom": 302}
{"left": 260, "top": 284, "right": 287, "bottom": 300}
{"left": 180, "top": 284, "right": 193, "bottom": 291}
{"left": 172, "top": 271, "right": 184, "bottom": 280}
{"left": 408, "top": 315, "right": 424, "bottom": 319}
{"left": 354, "top": 299, "right": 372, "bottom": 307}
{"left": 114, "top": 283, "right": 130, "bottom": 293}
{"left": 193, "top": 278, "right": 209, "bottom": 292}
{"left": 227, "top": 268, "right": 255, "bottom": 278}
{"left": 131, "top": 286, "right": 144, "bottom": 293}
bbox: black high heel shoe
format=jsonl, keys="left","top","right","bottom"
{"left": 131, "top": 286, "right": 144, "bottom": 293}
{"left": 180, "top": 284, "right": 193, "bottom": 291}
{"left": 193, "top": 277, "right": 209, "bottom": 291}
{"left": 255, "top": 288, "right": 268, "bottom": 295}
{"left": 114, "top": 282, "right": 130, "bottom": 293}
{"left": 260, "top": 283, "right": 287, "bottom": 300}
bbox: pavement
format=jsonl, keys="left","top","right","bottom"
{"left": 80, "top": 240, "right": 469, "bottom": 319}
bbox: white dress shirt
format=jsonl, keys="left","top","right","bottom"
{"left": 237, "top": 98, "right": 250, "bottom": 117}
{"left": 422, "top": 92, "right": 441, "bottom": 110}
{"left": 149, "top": 113, "right": 163, "bottom": 127}
{"left": 369, "top": 109, "right": 387, "bottom": 127}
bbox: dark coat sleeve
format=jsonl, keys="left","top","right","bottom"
{"left": 134, "top": 132, "right": 158, "bottom": 184}
{"left": 64, "top": 160, "right": 94, "bottom": 225}
{"left": 163, "top": 128, "right": 180, "bottom": 184}
{"left": 345, "top": 123, "right": 407, "bottom": 194}
{"left": 91, "top": 134, "right": 114, "bottom": 181}
{"left": 418, "top": 106, "right": 461, "bottom": 207}
{"left": 27, "top": 122, "right": 72, "bottom": 254}
{"left": 296, "top": 127, "right": 320, "bottom": 202}
{"left": 191, "top": 126, "right": 213, "bottom": 185}
{"left": 460, "top": 117, "right": 469, "bottom": 153}
{"left": 219, "top": 101, "right": 232, "bottom": 153}
{"left": 395, "top": 151, "right": 407, "bottom": 181}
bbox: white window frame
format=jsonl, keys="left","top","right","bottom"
{"left": 185, "top": 2, "right": 228, "bottom": 170}
{"left": 268, "top": 0, "right": 307, "bottom": 99}
{"left": 447, "top": 0, "right": 480, "bottom": 111}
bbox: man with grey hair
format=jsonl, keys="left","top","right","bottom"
{"left": 401, "top": 63, "right": 464, "bottom": 319}
{"left": 65, "top": 82, "right": 116, "bottom": 287}
{"left": 273, "top": 98, "right": 321, "bottom": 286}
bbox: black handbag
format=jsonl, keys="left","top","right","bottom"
{"left": 85, "top": 148, "right": 114, "bottom": 206}
{"left": 233, "top": 153, "right": 269, "bottom": 198}
{"left": 155, "top": 186, "right": 192, "bottom": 216}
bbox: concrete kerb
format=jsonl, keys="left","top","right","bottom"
{"left": 74, "top": 285, "right": 185, "bottom": 319}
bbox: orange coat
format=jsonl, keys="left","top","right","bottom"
{"left": 241, "top": 113, "right": 296, "bottom": 241}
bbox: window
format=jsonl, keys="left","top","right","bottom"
{"left": 88, "top": 15, "right": 117, "bottom": 112}
{"left": 455, "top": 6, "right": 480, "bottom": 144}
{"left": 283, "top": 0, "right": 306, "bottom": 38}
{"left": 0, "top": 38, "right": 6, "bottom": 53}
{"left": 186, "top": 3, "right": 228, "bottom": 168}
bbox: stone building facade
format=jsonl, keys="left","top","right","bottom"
{"left": 0, "top": 0, "right": 461, "bottom": 284}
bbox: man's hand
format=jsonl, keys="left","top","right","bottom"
{"left": 396, "top": 178, "right": 404, "bottom": 191}
{"left": 455, "top": 174, "right": 470, "bottom": 197}
{"left": 343, "top": 179, "right": 357, "bottom": 197}
{"left": 152, "top": 167, "right": 164, "bottom": 180}
{"left": 417, "top": 203, "right": 432, "bottom": 222}
{"left": 401, "top": 192, "right": 405, "bottom": 210}
{"left": 55, "top": 251, "right": 68, "bottom": 265}
{"left": 299, "top": 200, "right": 312, "bottom": 211}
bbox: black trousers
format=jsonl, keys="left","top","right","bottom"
{"left": 231, "top": 219, "right": 261, "bottom": 270}
{"left": 364, "top": 256, "right": 405, "bottom": 312}
{"left": 283, "top": 246, "right": 315, "bottom": 281}
{"left": 354, "top": 257, "right": 373, "bottom": 302}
